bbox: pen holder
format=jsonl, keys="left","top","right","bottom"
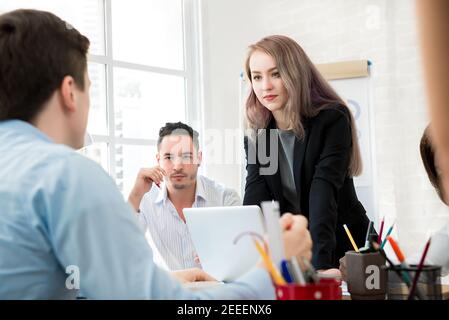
{"left": 275, "top": 277, "right": 342, "bottom": 300}
{"left": 386, "top": 264, "right": 442, "bottom": 300}
{"left": 345, "top": 250, "right": 387, "bottom": 300}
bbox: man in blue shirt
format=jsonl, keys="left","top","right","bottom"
{"left": 0, "top": 9, "right": 312, "bottom": 299}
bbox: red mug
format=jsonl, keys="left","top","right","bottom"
{"left": 275, "top": 277, "right": 342, "bottom": 300}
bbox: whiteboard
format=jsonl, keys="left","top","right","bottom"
{"left": 329, "top": 75, "right": 377, "bottom": 224}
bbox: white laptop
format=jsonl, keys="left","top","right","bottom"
{"left": 183, "top": 205, "right": 265, "bottom": 282}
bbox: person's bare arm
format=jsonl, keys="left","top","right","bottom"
{"left": 416, "top": 0, "right": 449, "bottom": 201}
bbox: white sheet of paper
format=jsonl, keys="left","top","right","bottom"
{"left": 261, "top": 201, "right": 285, "bottom": 269}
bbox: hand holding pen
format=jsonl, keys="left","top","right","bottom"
{"left": 267, "top": 213, "right": 312, "bottom": 285}
{"left": 128, "top": 166, "right": 166, "bottom": 212}
{"left": 280, "top": 213, "right": 313, "bottom": 263}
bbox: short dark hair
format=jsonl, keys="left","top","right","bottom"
{"left": 157, "top": 122, "right": 199, "bottom": 150}
{"left": 0, "top": 9, "right": 90, "bottom": 122}
{"left": 420, "top": 125, "right": 446, "bottom": 205}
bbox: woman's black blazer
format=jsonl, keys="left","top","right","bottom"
{"left": 243, "top": 104, "right": 370, "bottom": 269}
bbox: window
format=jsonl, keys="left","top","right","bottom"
{"left": 0, "top": 0, "right": 202, "bottom": 198}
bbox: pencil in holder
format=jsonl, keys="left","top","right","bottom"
{"left": 386, "top": 264, "right": 442, "bottom": 300}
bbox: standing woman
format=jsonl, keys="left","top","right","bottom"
{"left": 243, "top": 35, "right": 370, "bottom": 270}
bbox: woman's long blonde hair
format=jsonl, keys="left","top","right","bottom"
{"left": 244, "top": 35, "right": 362, "bottom": 176}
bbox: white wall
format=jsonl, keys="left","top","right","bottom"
{"left": 198, "top": 0, "right": 265, "bottom": 193}
{"left": 199, "top": 0, "right": 448, "bottom": 259}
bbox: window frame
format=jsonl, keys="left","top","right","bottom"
{"left": 87, "top": 0, "right": 203, "bottom": 191}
